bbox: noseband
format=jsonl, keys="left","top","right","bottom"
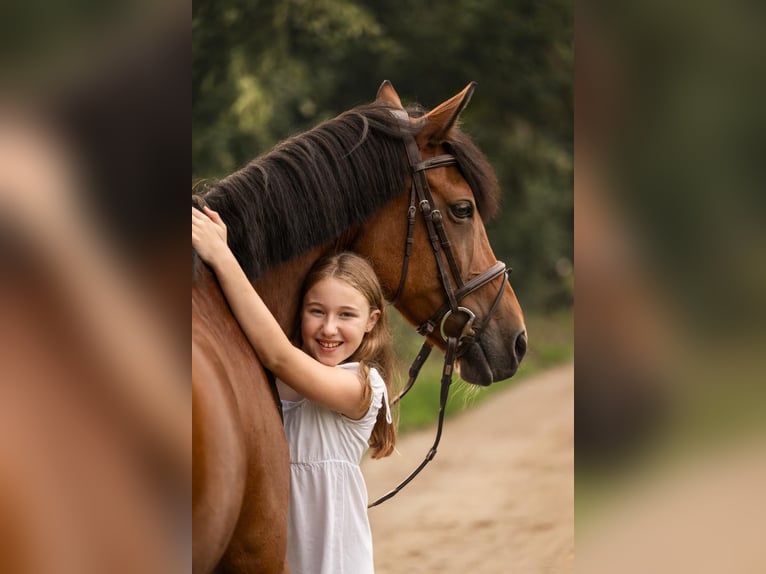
{"left": 369, "top": 112, "right": 510, "bottom": 507}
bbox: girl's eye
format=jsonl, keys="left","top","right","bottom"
{"left": 449, "top": 201, "right": 474, "bottom": 220}
{"left": 309, "top": 308, "right": 324, "bottom": 316}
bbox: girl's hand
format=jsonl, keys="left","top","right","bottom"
{"left": 192, "top": 206, "right": 231, "bottom": 266}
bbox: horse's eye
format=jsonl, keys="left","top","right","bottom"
{"left": 449, "top": 201, "right": 474, "bottom": 220}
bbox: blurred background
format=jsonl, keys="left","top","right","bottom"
{"left": 1, "top": 1, "right": 188, "bottom": 572}
{"left": 575, "top": 1, "right": 766, "bottom": 572}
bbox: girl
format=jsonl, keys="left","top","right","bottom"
{"left": 192, "top": 205, "right": 397, "bottom": 574}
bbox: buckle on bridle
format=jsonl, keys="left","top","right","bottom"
{"left": 439, "top": 306, "right": 476, "bottom": 342}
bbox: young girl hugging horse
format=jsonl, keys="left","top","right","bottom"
{"left": 192, "top": 205, "right": 397, "bottom": 574}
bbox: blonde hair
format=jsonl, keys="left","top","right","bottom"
{"left": 297, "top": 252, "right": 398, "bottom": 459}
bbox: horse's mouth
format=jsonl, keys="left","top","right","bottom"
{"left": 456, "top": 340, "right": 519, "bottom": 386}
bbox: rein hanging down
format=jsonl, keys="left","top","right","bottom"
{"left": 368, "top": 111, "right": 509, "bottom": 508}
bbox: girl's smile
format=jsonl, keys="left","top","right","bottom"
{"left": 318, "top": 341, "right": 342, "bottom": 349}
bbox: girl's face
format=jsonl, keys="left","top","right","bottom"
{"left": 301, "top": 277, "right": 380, "bottom": 367}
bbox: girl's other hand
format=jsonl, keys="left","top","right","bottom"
{"left": 192, "top": 206, "right": 230, "bottom": 265}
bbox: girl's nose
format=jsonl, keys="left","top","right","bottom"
{"left": 321, "top": 316, "right": 338, "bottom": 336}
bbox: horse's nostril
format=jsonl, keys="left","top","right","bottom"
{"left": 515, "top": 330, "right": 528, "bottom": 362}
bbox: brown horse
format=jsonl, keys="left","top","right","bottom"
{"left": 192, "top": 81, "right": 527, "bottom": 573}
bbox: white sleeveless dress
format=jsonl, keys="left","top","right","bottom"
{"left": 280, "top": 362, "right": 391, "bottom": 574}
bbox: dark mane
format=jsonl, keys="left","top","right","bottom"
{"left": 193, "top": 102, "right": 500, "bottom": 280}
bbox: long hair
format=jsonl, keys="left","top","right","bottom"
{"left": 297, "top": 252, "right": 398, "bottom": 459}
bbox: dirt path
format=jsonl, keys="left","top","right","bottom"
{"left": 362, "top": 363, "right": 574, "bottom": 574}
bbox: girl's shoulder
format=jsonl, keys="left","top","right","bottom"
{"left": 336, "top": 361, "right": 360, "bottom": 373}
{"left": 367, "top": 365, "right": 385, "bottom": 391}
{"left": 338, "top": 362, "right": 389, "bottom": 424}
{"left": 337, "top": 361, "right": 384, "bottom": 389}
{"left": 336, "top": 361, "right": 386, "bottom": 393}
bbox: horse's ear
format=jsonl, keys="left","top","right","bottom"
{"left": 375, "top": 80, "right": 403, "bottom": 109}
{"left": 421, "top": 82, "right": 477, "bottom": 143}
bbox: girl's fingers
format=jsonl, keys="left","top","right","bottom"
{"left": 192, "top": 208, "right": 215, "bottom": 230}
{"left": 203, "top": 206, "right": 225, "bottom": 227}
{"left": 192, "top": 206, "right": 214, "bottom": 220}
{"left": 192, "top": 207, "right": 207, "bottom": 222}
{"left": 192, "top": 205, "right": 227, "bottom": 260}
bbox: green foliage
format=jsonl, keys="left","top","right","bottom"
{"left": 193, "top": 0, "right": 572, "bottom": 311}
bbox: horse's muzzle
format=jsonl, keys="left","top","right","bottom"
{"left": 457, "top": 328, "right": 527, "bottom": 385}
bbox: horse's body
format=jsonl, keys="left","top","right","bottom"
{"left": 192, "top": 82, "right": 527, "bottom": 573}
{"left": 192, "top": 252, "right": 318, "bottom": 573}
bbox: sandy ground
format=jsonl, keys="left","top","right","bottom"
{"left": 362, "top": 363, "right": 574, "bottom": 574}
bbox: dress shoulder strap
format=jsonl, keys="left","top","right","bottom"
{"left": 369, "top": 367, "right": 392, "bottom": 424}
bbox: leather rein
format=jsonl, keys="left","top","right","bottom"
{"left": 368, "top": 112, "right": 509, "bottom": 507}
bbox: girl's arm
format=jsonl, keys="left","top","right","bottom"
{"left": 192, "top": 206, "right": 370, "bottom": 419}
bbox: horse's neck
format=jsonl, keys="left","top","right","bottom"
{"left": 254, "top": 247, "right": 328, "bottom": 332}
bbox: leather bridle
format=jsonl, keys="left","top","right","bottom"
{"left": 368, "top": 111, "right": 510, "bottom": 507}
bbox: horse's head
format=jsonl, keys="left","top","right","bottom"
{"left": 355, "top": 81, "right": 527, "bottom": 385}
